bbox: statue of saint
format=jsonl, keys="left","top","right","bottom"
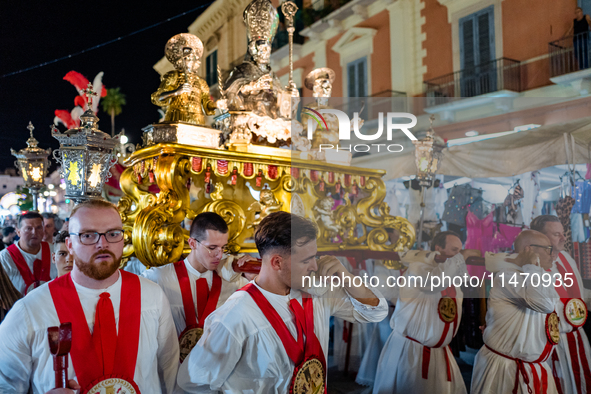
{"left": 217, "top": 0, "right": 296, "bottom": 147}
{"left": 151, "top": 33, "right": 216, "bottom": 126}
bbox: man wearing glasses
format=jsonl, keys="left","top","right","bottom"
{"left": 0, "top": 211, "right": 56, "bottom": 296}
{"left": 143, "top": 212, "right": 257, "bottom": 363}
{"left": 0, "top": 199, "right": 179, "bottom": 394}
{"left": 531, "top": 215, "right": 591, "bottom": 394}
{"left": 471, "top": 230, "right": 560, "bottom": 394}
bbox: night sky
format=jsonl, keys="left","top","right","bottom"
{"left": 0, "top": 0, "right": 216, "bottom": 173}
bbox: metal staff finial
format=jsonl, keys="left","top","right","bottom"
{"left": 27, "top": 121, "right": 35, "bottom": 138}
{"left": 82, "top": 83, "right": 98, "bottom": 111}
{"left": 281, "top": 1, "right": 298, "bottom": 90}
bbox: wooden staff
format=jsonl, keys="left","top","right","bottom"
{"left": 232, "top": 255, "right": 485, "bottom": 274}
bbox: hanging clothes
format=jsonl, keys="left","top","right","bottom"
{"left": 490, "top": 223, "right": 523, "bottom": 253}
{"left": 465, "top": 211, "right": 494, "bottom": 278}
{"left": 556, "top": 196, "right": 576, "bottom": 256}
{"left": 572, "top": 181, "right": 591, "bottom": 214}
{"left": 519, "top": 171, "right": 541, "bottom": 227}
{"left": 442, "top": 184, "right": 483, "bottom": 227}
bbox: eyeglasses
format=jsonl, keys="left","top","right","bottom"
{"left": 70, "top": 230, "right": 124, "bottom": 245}
{"left": 194, "top": 238, "right": 228, "bottom": 256}
{"left": 530, "top": 244, "right": 554, "bottom": 255}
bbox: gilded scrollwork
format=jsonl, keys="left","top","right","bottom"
{"left": 119, "top": 143, "right": 415, "bottom": 267}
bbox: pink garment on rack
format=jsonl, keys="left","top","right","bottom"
{"left": 465, "top": 211, "right": 495, "bottom": 277}
{"left": 490, "top": 223, "right": 523, "bottom": 252}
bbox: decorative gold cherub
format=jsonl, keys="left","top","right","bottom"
{"left": 248, "top": 189, "right": 282, "bottom": 229}
{"left": 314, "top": 196, "right": 342, "bottom": 240}
{"left": 151, "top": 33, "right": 216, "bottom": 126}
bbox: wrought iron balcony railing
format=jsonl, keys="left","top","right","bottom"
{"left": 549, "top": 32, "right": 591, "bottom": 77}
{"left": 424, "top": 57, "right": 521, "bottom": 107}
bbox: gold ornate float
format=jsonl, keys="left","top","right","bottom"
{"left": 116, "top": 0, "right": 414, "bottom": 268}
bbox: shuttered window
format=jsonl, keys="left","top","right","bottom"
{"left": 347, "top": 57, "right": 367, "bottom": 97}
{"left": 206, "top": 50, "right": 218, "bottom": 87}
{"left": 459, "top": 6, "right": 495, "bottom": 96}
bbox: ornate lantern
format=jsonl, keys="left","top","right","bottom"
{"left": 11, "top": 122, "right": 51, "bottom": 211}
{"left": 412, "top": 115, "right": 446, "bottom": 247}
{"left": 413, "top": 115, "right": 445, "bottom": 188}
{"left": 52, "top": 84, "right": 118, "bottom": 203}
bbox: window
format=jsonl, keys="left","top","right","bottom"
{"left": 347, "top": 57, "right": 367, "bottom": 97}
{"left": 205, "top": 50, "right": 218, "bottom": 87}
{"left": 459, "top": 6, "right": 495, "bottom": 96}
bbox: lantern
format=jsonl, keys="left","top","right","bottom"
{"left": 413, "top": 115, "right": 445, "bottom": 188}
{"left": 52, "top": 84, "right": 118, "bottom": 203}
{"left": 412, "top": 115, "right": 446, "bottom": 247}
{"left": 11, "top": 122, "right": 51, "bottom": 211}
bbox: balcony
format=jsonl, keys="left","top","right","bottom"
{"left": 549, "top": 32, "right": 591, "bottom": 94}
{"left": 549, "top": 32, "right": 591, "bottom": 77}
{"left": 424, "top": 57, "right": 522, "bottom": 108}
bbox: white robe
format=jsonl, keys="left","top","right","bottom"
{"left": 143, "top": 258, "right": 249, "bottom": 336}
{"left": 0, "top": 241, "right": 57, "bottom": 295}
{"left": 0, "top": 271, "right": 180, "bottom": 394}
{"left": 332, "top": 258, "right": 372, "bottom": 372}
{"left": 177, "top": 281, "right": 388, "bottom": 393}
{"left": 373, "top": 253, "right": 468, "bottom": 394}
{"left": 356, "top": 262, "right": 399, "bottom": 387}
{"left": 549, "top": 251, "right": 591, "bottom": 394}
{"left": 471, "top": 264, "right": 560, "bottom": 394}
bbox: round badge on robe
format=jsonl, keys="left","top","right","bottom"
{"left": 84, "top": 375, "right": 140, "bottom": 394}
{"left": 546, "top": 312, "right": 560, "bottom": 344}
{"left": 290, "top": 357, "right": 325, "bottom": 394}
{"left": 179, "top": 327, "right": 203, "bottom": 363}
{"left": 564, "top": 298, "right": 588, "bottom": 328}
{"left": 438, "top": 297, "right": 457, "bottom": 323}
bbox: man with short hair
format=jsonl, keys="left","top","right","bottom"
{"left": 531, "top": 215, "right": 591, "bottom": 393}
{"left": 0, "top": 212, "right": 55, "bottom": 296}
{"left": 373, "top": 231, "right": 475, "bottom": 394}
{"left": 178, "top": 212, "right": 388, "bottom": 393}
{"left": 52, "top": 230, "right": 73, "bottom": 278}
{"left": 0, "top": 199, "right": 179, "bottom": 394}
{"left": 471, "top": 230, "right": 560, "bottom": 393}
{"left": 143, "top": 211, "right": 256, "bottom": 362}
{"left": 41, "top": 212, "right": 62, "bottom": 245}
{"left": 0, "top": 226, "right": 16, "bottom": 250}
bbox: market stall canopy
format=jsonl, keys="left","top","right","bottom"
{"left": 353, "top": 116, "right": 591, "bottom": 180}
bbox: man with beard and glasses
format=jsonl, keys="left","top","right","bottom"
{"left": 0, "top": 199, "right": 179, "bottom": 394}
{"left": 177, "top": 212, "right": 388, "bottom": 393}
{"left": 143, "top": 212, "right": 257, "bottom": 363}
{"left": 0, "top": 211, "right": 56, "bottom": 296}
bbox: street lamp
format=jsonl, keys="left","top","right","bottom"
{"left": 52, "top": 83, "right": 119, "bottom": 203}
{"left": 11, "top": 122, "right": 51, "bottom": 211}
{"left": 413, "top": 115, "right": 445, "bottom": 248}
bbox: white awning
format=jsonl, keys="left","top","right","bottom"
{"left": 353, "top": 116, "right": 591, "bottom": 180}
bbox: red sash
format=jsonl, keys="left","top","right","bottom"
{"left": 408, "top": 285, "right": 458, "bottom": 382}
{"left": 486, "top": 316, "right": 555, "bottom": 394}
{"left": 48, "top": 271, "right": 141, "bottom": 391}
{"left": 556, "top": 253, "right": 583, "bottom": 300}
{"left": 173, "top": 261, "right": 222, "bottom": 330}
{"left": 554, "top": 253, "right": 591, "bottom": 393}
{"left": 240, "top": 283, "right": 327, "bottom": 390}
{"left": 7, "top": 242, "right": 51, "bottom": 292}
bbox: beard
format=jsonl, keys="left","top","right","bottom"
{"left": 73, "top": 250, "right": 120, "bottom": 281}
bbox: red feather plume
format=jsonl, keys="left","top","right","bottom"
{"left": 63, "top": 71, "right": 89, "bottom": 93}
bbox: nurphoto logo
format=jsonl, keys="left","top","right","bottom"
{"left": 302, "top": 107, "right": 417, "bottom": 153}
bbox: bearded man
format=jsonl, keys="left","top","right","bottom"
{"left": 0, "top": 199, "right": 179, "bottom": 394}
